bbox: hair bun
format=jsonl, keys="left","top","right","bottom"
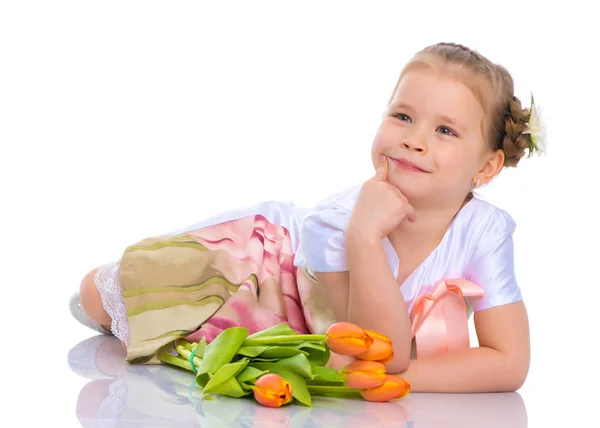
{"left": 502, "top": 96, "right": 535, "bottom": 167}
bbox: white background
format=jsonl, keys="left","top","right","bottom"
{"left": 1, "top": 1, "right": 599, "bottom": 426}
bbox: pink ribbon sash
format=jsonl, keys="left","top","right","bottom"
{"left": 410, "top": 279, "right": 484, "bottom": 359}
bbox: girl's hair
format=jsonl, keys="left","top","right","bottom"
{"left": 389, "top": 42, "right": 533, "bottom": 168}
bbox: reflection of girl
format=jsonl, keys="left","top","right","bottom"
{"left": 71, "top": 42, "right": 544, "bottom": 392}
{"left": 70, "top": 337, "right": 200, "bottom": 428}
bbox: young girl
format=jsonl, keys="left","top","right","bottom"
{"left": 71, "top": 42, "right": 544, "bottom": 393}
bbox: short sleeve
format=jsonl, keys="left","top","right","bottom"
{"left": 293, "top": 185, "right": 399, "bottom": 277}
{"left": 293, "top": 208, "right": 351, "bottom": 275}
{"left": 466, "top": 209, "right": 523, "bottom": 312}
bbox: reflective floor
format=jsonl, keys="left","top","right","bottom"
{"left": 69, "top": 335, "right": 528, "bottom": 427}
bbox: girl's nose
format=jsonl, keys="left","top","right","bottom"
{"left": 401, "top": 130, "right": 428, "bottom": 154}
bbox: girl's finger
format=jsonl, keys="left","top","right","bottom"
{"left": 374, "top": 155, "right": 388, "bottom": 182}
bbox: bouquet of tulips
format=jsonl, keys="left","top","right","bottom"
{"left": 159, "top": 321, "right": 410, "bottom": 408}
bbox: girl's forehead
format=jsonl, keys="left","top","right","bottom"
{"left": 392, "top": 70, "right": 486, "bottom": 116}
{"left": 412, "top": 63, "right": 492, "bottom": 111}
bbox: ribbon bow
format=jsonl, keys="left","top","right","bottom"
{"left": 410, "top": 279, "right": 484, "bottom": 359}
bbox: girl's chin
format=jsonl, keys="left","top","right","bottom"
{"left": 387, "top": 177, "right": 423, "bottom": 195}
{"left": 388, "top": 180, "right": 441, "bottom": 206}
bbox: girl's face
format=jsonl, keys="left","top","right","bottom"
{"left": 371, "top": 66, "right": 491, "bottom": 205}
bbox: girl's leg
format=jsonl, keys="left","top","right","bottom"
{"left": 80, "top": 267, "right": 112, "bottom": 330}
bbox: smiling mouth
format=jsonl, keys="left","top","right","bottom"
{"left": 390, "top": 157, "right": 428, "bottom": 173}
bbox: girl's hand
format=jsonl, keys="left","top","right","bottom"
{"left": 325, "top": 351, "right": 355, "bottom": 370}
{"left": 347, "top": 156, "right": 416, "bottom": 241}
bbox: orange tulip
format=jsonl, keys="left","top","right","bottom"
{"left": 253, "top": 374, "right": 293, "bottom": 408}
{"left": 325, "top": 322, "right": 374, "bottom": 356}
{"left": 356, "top": 330, "right": 394, "bottom": 364}
{"left": 341, "top": 360, "right": 387, "bottom": 389}
{"left": 360, "top": 374, "right": 411, "bottom": 402}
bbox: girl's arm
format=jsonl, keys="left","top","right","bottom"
{"left": 396, "top": 301, "right": 530, "bottom": 392}
{"left": 346, "top": 228, "right": 412, "bottom": 372}
{"left": 315, "top": 229, "right": 413, "bottom": 373}
{"left": 309, "top": 157, "right": 414, "bottom": 372}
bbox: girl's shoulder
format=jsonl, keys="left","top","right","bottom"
{"left": 455, "top": 196, "right": 516, "bottom": 252}
{"left": 293, "top": 185, "right": 361, "bottom": 274}
{"left": 453, "top": 197, "right": 522, "bottom": 312}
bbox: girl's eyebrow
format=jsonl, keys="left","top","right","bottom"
{"left": 390, "top": 101, "right": 415, "bottom": 112}
{"left": 437, "top": 114, "right": 464, "bottom": 131}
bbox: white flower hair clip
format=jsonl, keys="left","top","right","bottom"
{"left": 523, "top": 94, "right": 547, "bottom": 155}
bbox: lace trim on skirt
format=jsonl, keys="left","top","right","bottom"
{"left": 94, "top": 261, "right": 130, "bottom": 345}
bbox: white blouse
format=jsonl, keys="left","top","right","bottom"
{"left": 293, "top": 186, "right": 523, "bottom": 314}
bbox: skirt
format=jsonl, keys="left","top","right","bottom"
{"left": 95, "top": 213, "right": 336, "bottom": 364}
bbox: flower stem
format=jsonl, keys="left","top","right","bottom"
{"left": 180, "top": 340, "right": 196, "bottom": 352}
{"left": 176, "top": 344, "right": 202, "bottom": 368}
{"left": 159, "top": 353, "right": 194, "bottom": 372}
{"left": 243, "top": 334, "right": 326, "bottom": 346}
{"left": 307, "top": 385, "right": 361, "bottom": 398}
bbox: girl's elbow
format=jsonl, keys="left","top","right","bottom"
{"left": 387, "top": 350, "right": 411, "bottom": 373}
{"left": 501, "top": 376, "right": 526, "bottom": 392}
{"left": 502, "top": 359, "right": 530, "bottom": 392}
{"left": 508, "top": 368, "right": 529, "bottom": 391}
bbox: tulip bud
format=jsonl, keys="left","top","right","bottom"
{"left": 356, "top": 330, "right": 393, "bottom": 364}
{"left": 360, "top": 374, "right": 411, "bottom": 402}
{"left": 341, "top": 360, "right": 387, "bottom": 389}
{"left": 325, "top": 322, "right": 374, "bottom": 356}
{"left": 253, "top": 374, "right": 293, "bottom": 408}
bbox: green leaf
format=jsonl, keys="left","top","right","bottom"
{"left": 251, "top": 362, "right": 312, "bottom": 407}
{"left": 239, "top": 382, "right": 254, "bottom": 391}
{"left": 246, "top": 323, "right": 297, "bottom": 339}
{"left": 236, "top": 365, "right": 270, "bottom": 391}
{"left": 204, "top": 375, "right": 250, "bottom": 398}
{"left": 194, "top": 337, "right": 207, "bottom": 358}
{"left": 295, "top": 342, "right": 330, "bottom": 365}
{"left": 243, "top": 357, "right": 281, "bottom": 362}
{"left": 310, "top": 365, "right": 344, "bottom": 384}
{"left": 259, "top": 346, "right": 309, "bottom": 359}
{"left": 196, "top": 372, "right": 210, "bottom": 388}
{"left": 237, "top": 345, "right": 310, "bottom": 359}
{"left": 203, "top": 360, "right": 249, "bottom": 397}
{"left": 198, "top": 327, "right": 248, "bottom": 375}
{"left": 236, "top": 366, "right": 269, "bottom": 384}
{"left": 237, "top": 346, "right": 269, "bottom": 358}
{"left": 276, "top": 354, "right": 313, "bottom": 379}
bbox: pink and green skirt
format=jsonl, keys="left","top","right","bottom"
{"left": 96, "top": 214, "right": 335, "bottom": 364}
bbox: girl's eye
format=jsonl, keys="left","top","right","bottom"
{"left": 437, "top": 126, "right": 457, "bottom": 137}
{"left": 394, "top": 113, "right": 412, "bottom": 123}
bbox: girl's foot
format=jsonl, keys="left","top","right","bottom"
{"left": 70, "top": 291, "right": 112, "bottom": 335}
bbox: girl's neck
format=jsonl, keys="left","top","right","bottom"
{"left": 388, "top": 195, "right": 471, "bottom": 250}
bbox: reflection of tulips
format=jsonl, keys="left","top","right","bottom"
{"left": 360, "top": 375, "right": 411, "bottom": 402}
{"left": 356, "top": 330, "right": 393, "bottom": 364}
{"left": 253, "top": 374, "right": 293, "bottom": 408}
{"left": 325, "top": 322, "right": 374, "bottom": 356}
{"left": 341, "top": 360, "right": 386, "bottom": 389}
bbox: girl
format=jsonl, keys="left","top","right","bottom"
{"left": 71, "top": 42, "right": 544, "bottom": 393}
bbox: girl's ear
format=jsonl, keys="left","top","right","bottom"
{"left": 479, "top": 149, "right": 505, "bottom": 184}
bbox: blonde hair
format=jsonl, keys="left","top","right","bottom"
{"left": 389, "top": 42, "right": 533, "bottom": 168}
